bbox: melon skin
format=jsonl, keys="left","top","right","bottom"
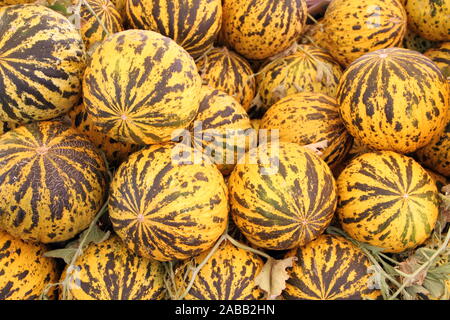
{"left": 316, "top": 0, "right": 407, "bottom": 66}
{"left": 83, "top": 29, "right": 202, "bottom": 145}
{"left": 175, "top": 240, "right": 265, "bottom": 300}
{"left": 196, "top": 47, "right": 256, "bottom": 111}
{"left": 337, "top": 48, "right": 449, "bottom": 154}
{"left": 424, "top": 42, "right": 450, "bottom": 77}
{"left": 125, "top": 0, "right": 222, "bottom": 58}
{"left": 62, "top": 236, "right": 166, "bottom": 300}
{"left": 229, "top": 142, "right": 337, "bottom": 250}
{"left": 0, "top": 5, "right": 85, "bottom": 123}
{"left": 402, "top": 29, "right": 438, "bottom": 53}
{"left": 260, "top": 92, "right": 352, "bottom": 169}
{"left": 0, "top": 230, "right": 59, "bottom": 300}
{"left": 405, "top": 0, "right": 450, "bottom": 41}
{"left": 337, "top": 151, "right": 439, "bottom": 253}
{"left": 109, "top": 143, "right": 229, "bottom": 261}
{"left": 221, "top": 0, "right": 307, "bottom": 60}
{"left": 0, "top": 0, "right": 33, "bottom": 6}
{"left": 283, "top": 234, "right": 381, "bottom": 300}
{"left": 0, "top": 121, "right": 108, "bottom": 243}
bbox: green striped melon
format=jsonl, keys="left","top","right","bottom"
{"left": 83, "top": 29, "right": 202, "bottom": 145}
{"left": 0, "top": 121, "right": 108, "bottom": 243}
{"left": 125, "top": 0, "right": 222, "bottom": 58}
{"left": 255, "top": 44, "right": 343, "bottom": 113}
{"left": 175, "top": 240, "right": 265, "bottom": 300}
{"left": 69, "top": 103, "right": 140, "bottom": 167}
{"left": 405, "top": 0, "right": 450, "bottom": 41}
{"left": 80, "top": 0, "right": 124, "bottom": 51}
{"left": 0, "top": 230, "right": 59, "bottom": 300}
{"left": 229, "top": 142, "right": 337, "bottom": 250}
{"left": 337, "top": 48, "right": 449, "bottom": 153}
{"left": 62, "top": 236, "right": 166, "bottom": 300}
{"left": 402, "top": 29, "right": 438, "bottom": 53}
{"left": 109, "top": 143, "right": 228, "bottom": 261}
{"left": 0, "top": 5, "right": 85, "bottom": 123}
{"left": 283, "top": 234, "right": 381, "bottom": 300}
{"left": 221, "top": 0, "right": 307, "bottom": 60}
{"left": 337, "top": 151, "right": 439, "bottom": 253}
{"left": 196, "top": 47, "right": 256, "bottom": 111}
{"left": 316, "top": 0, "right": 407, "bottom": 66}
{"left": 260, "top": 92, "right": 353, "bottom": 169}
{"left": 189, "top": 86, "right": 253, "bottom": 175}
{"left": 424, "top": 42, "right": 450, "bottom": 78}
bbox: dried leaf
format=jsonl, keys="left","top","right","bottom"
{"left": 367, "top": 265, "right": 383, "bottom": 290}
{"left": 303, "top": 140, "right": 328, "bottom": 156}
{"left": 422, "top": 278, "right": 445, "bottom": 299}
{"left": 80, "top": 225, "right": 110, "bottom": 245}
{"left": 44, "top": 248, "right": 78, "bottom": 264}
{"left": 398, "top": 257, "right": 428, "bottom": 286}
{"left": 255, "top": 256, "right": 297, "bottom": 299}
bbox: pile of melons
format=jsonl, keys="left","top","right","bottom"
{"left": 0, "top": 0, "right": 449, "bottom": 300}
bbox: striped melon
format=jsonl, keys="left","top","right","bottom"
{"left": 189, "top": 87, "right": 253, "bottom": 175}
{"left": 255, "top": 45, "right": 343, "bottom": 112}
{"left": 0, "top": 121, "right": 108, "bottom": 243}
{"left": 83, "top": 29, "right": 202, "bottom": 145}
{"left": 0, "top": 230, "right": 59, "bottom": 300}
{"left": 229, "top": 142, "right": 337, "bottom": 250}
{"left": 283, "top": 234, "right": 381, "bottom": 300}
{"left": 110, "top": 0, "right": 126, "bottom": 18}
{"left": 221, "top": 0, "right": 307, "bottom": 60}
{"left": 0, "top": 121, "right": 19, "bottom": 136}
{"left": 196, "top": 47, "right": 256, "bottom": 111}
{"left": 125, "top": 0, "right": 222, "bottom": 58}
{"left": 337, "top": 151, "right": 439, "bottom": 253}
{"left": 62, "top": 236, "right": 165, "bottom": 300}
{"left": 69, "top": 103, "right": 140, "bottom": 167}
{"left": 405, "top": 0, "right": 450, "bottom": 41}
{"left": 175, "top": 240, "right": 265, "bottom": 300}
{"left": 337, "top": 48, "right": 449, "bottom": 154}
{"left": 424, "top": 42, "right": 450, "bottom": 77}
{"left": 0, "top": 5, "right": 85, "bottom": 123}
{"left": 260, "top": 93, "right": 353, "bottom": 169}
{"left": 109, "top": 143, "right": 229, "bottom": 261}
{"left": 402, "top": 29, "right": 438, "bottom": 53}
{"left": 80, "top": 0, "right": 124, "bottom": 51}
{"left": 316, "top": 0, "right": 407, "bottom": 66}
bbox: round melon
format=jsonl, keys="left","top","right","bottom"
{"left": 402, "top": 29, "right": 438, "bottom": 53}
{"left": 283, "top": 234, "right": 381, "bottom": 300}
{"left": 83, "top": 29, "right": 202, "bottom": 145}
{"left": 424, "top": 42, "right": 450, "bottom": 77}
{"left": 316, "top": 0, "right": 406, "bottom": 66}
{"left": 337, "top": 48, "right": 449, "bottom": 154}
{"left": 196, "top": 47, "right": 256, "bottom": 111}
{"left": 125, "top": 0, "right": 221, "bottom": 58}
{"left": 405, "top": 0, "right": 450, "bottom": 41}
{"left": 62, "top": 236, "right": 165, "bottom": 300}
{"left": 69, "top": 103, "right": 140, "bottom": 167}
{"left": 0, "top": 230, "right": 59, "bottom": 300}
{"left": 0, "top": 5, "right": 85, "bottom": 123}
{"left": 175, "top": 240, "right": 265, "bottom": 300}
{"left": 0, "top": 121, "right": 108, "bottom": 243}
{"left": 260, "top": 92, "right": 353, "bottom": 169}
{"left": 255, "top": 44, "right": 343, "bottom": 112}
{"left": 80, "top": 0, "right": 124, "bottom": 51}
{"left": 109, "top": 143, "right": 229, "bottom": 261}
{"left": 337, "top": 151, "right": 439, "bottom": 253}
{"left": 189, "top": 87, "right": 253, "bottom": 175}
{"left": 229, "top": 142, "right": 337, "bottom": 250}
{"left": 221, "top": 0, "right": 307, "bottom": 60}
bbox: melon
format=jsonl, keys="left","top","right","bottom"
{"left": 221, "top": 0, "right": 307, "bottom": 60}
{"left": 62, "top": 236, "right": 166, "bottom": 300}
{"left": 175, "top": 240, "right": 265, "bottom": 300}
{"left": 229, "top": 142, "right": 337, "bottom": 250}
{"left": 402, "top": 29, "right": 438, "bottom": 53}
{"left": 316, "top": 0, "right": 407, "bottom": 66}
{"left": 426, "top": 169, "right": 448, "bottom": 192}
{"left": 196, "top": 47, "right": 256, "bottom": 111}
{"left": 405, "top": 0, "right": 450, "bottom": 41}
{"left": 0, "top": 5, "right": 85, "bottom": 123}
{"left": 0, "top": 230, "right": 59, "bottom": 300}
{"left": 0, "top": 121, "right": 108, "bottom": 243}
{"left": 283, "top": 234, "right": 381, "bottom": 300}
{"left": 109, "top": 143, "right": 229, "bottom": 261}
{"left": 0, "top": 121, "right": 19, "bottom": 136}
{"left": 337, "top": 48, "right": 449, "bottom": 154}
{"left": 125, "top": 0, "right": 222, "bottom": 58}
{"left": 260, "top": 92, "right": 353, "bottom": 169}
{"left": 337, "top": 151, "right": 439, "bottom": 253}
{"left": 424, "top": 42, "right": 450, "bottom": 77}
{"left": 83, "top": 29, "right": 202, "bottom": 145}
{"left": 0, "top": 0, "right": 33, "bottom": 6}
